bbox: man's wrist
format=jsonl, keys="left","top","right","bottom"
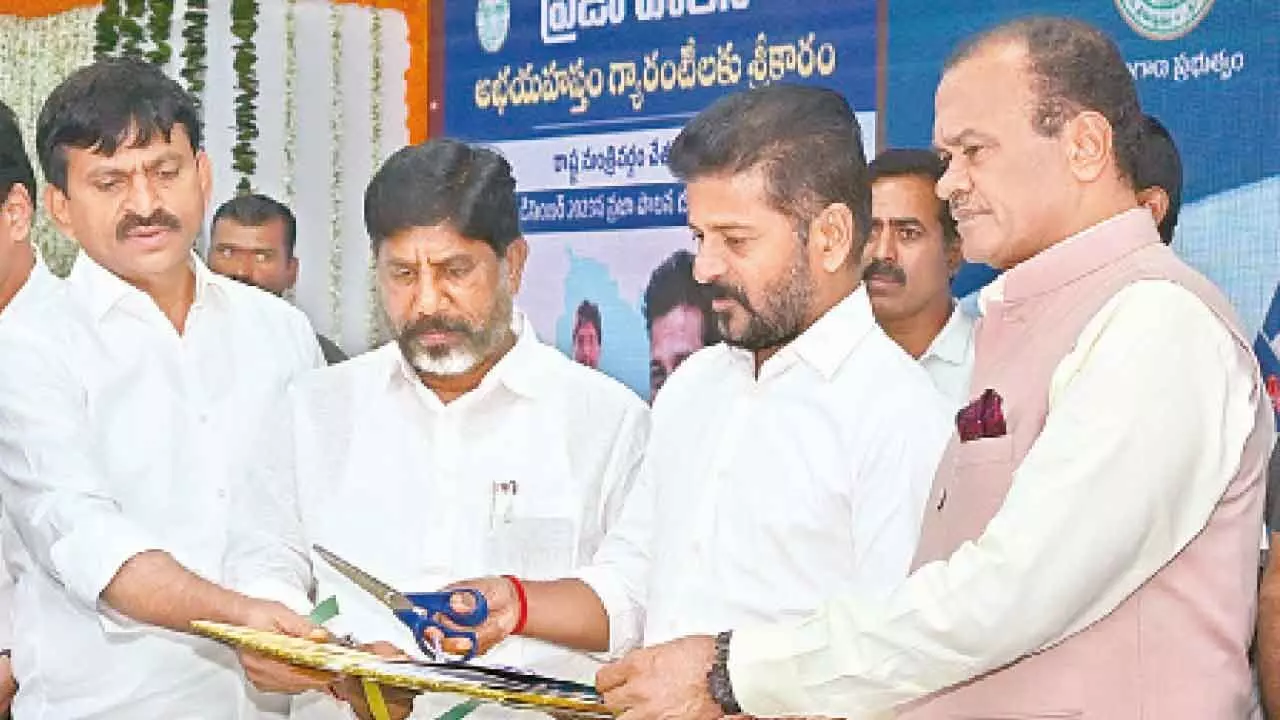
{"left": 706, "top": 630, "right": 741, "bottom": 715}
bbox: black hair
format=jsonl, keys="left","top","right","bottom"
{"left": 946, "top": 16, "right": 1143, "bottom": 186}
{"left": 0, "top": 100, "right": 35, "bottom": 205}
{"left": 641, "top": 249, "right": 719, "bottom": 344}
{"left": 1134, "top": 114, "right": 1182, "bottom": 245}
{"left": 212, "top": 193, "right": 298, "bottom": 256}
{"left": 364, "top": 138, "right": 520, "bottom": 257}
{"left": 37, "top": 56, "right": 202, "bottom": 193}
{"left": 667, "top": 83, "right": 871, "bottom": 246}
{"left": 868, "top": 148, "right": 958, "bottom": 247}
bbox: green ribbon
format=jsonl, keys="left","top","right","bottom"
{"left": 436, "top": 699, "right": 483, "bottom": 720}
{"left": 308, "top": 596, "right": 340, "bottom": 625}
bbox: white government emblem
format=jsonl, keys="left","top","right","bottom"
{"left": 476, "top": 0, "right": 511, "bottom": 54}
{"left": 1115, "top": 0, "right": 1214, "bottom": 41}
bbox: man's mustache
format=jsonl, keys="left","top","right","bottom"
{"left": 402, "top": 314, "right": 475, "bottom": 339}
{"left": 708, "top": 281, "right": 751, "bottom": 310}
{"left": 117, "top": 209, "right": 182, "bottom": 242}
{"left": 862, "top": 259, "right": 906, "bottom": 285}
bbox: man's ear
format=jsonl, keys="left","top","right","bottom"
{"left": 3, "top": 184, "right": 34, "bottom": 244}
{"left": 285, "top": 256, "right": 300, "bottom": 290}
{"left": 945, "top": 238, "right": 964, "bottom": 277}
{"left": 1135, "top": 186, "right": 1170, "bottom": 228}
{"left": 810, "top": 203, "right": 857, "bottom": 273}
{"left": 195, "top": 149, "right": 213, "bottom": 208}
{"left": 502, "top": 237, "right": 529, "bottom": 295}
{"left": 1063, "top": 110, "right": 1114, "bottom": 184}
{"left": 44, "top": 183, "right": 76, "bottom": 243}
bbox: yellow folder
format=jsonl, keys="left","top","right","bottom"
{"left": 192, "top": 620, "right": 614, "bottom": 718}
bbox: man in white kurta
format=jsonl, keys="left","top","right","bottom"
{"left": 579, "top": 285, "right": 954, "bottom": 653}
{"left": 0, "top": 98, "right": 62, "bottom": 716}
{"left": 0, "top": 58, "right": 325, "bottom": 719}
{"left": 423, "top": 87, "right": 954, "bottom": 702}
{"left": 225, "top": 139, "right": 649, "bottom": 720}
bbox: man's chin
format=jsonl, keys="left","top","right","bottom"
{"left": 407, "top": 347, "right": 481, "bottom": 376}
{"left": 101, "top": 247, "right": 193, "bottom": 284}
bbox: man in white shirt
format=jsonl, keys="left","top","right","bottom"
{"left": 0, "top": 57, "right": 330, "bottom": 719}
{"left": 226, "top": 139, "right": 649, "bottom": 720}
{"left": 590, "top": 17, "right": 1272, "bottom": 720}
{"left": 434, "top": 84, "right": 953, "bottom": 703}
{"left": 863, "top": 149, "right": 974, "bottom": 406}
{"left": 0, "top": 97, "right": 61, "bottom": 719}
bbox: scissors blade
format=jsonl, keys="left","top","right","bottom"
{"left": 312, "top": 544, "right": 416, "bottom": 614}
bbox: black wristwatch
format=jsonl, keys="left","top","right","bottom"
{"left": 706, "top": 630, "right": 742, "bottom": 715}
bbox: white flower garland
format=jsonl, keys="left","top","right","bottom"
{"left": 282, "top": 0, "right": 297, "bottom": 203}
{"left": 0, "top": 8, "right": 97, "bottom": 277}
{"left": 366, "top": 7, "right": 385, "bottom": 348}
{"left": 327, "top": 3, "right": 344, "bottom": 342}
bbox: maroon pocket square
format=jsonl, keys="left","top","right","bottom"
{"left": 956, "top": 388, "right": 1007, "bottom": 442}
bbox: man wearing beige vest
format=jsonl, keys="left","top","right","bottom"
{"left": 591, "top": 16, "right": 1274, "bottom": 720}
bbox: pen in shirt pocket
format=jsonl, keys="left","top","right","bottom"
{"left": 491, "top": 479, "right": 518, "bottom": 527}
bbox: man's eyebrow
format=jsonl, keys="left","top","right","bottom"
{"left": 935, "top": 128, "right": 997, "bottom": 149}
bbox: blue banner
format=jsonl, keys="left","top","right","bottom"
{"left": 445, "top": 0, "right": 878, "bottom": 141}
{"left": 883, "top": 0, "right": 1280, "bottom": 336}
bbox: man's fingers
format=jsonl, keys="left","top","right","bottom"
{"left": 595, "top": 659, "right": 630, "bottom": 694}
{"left": 438, "top": 634, "right": 477, "bottom": 657}
{"left": 449, "top": 589, "right": 480, "bottom": 614}
{"left": 362, "top": 641, "right": 411, "bottom": 660}
{"left": 239, "top": 650, "right": 334, "bottom": 693}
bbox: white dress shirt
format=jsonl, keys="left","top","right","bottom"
{"left": 576, "top": 286, "right": 954, "bottom": 652}
{"left": 0, "top": 254, "right": 60, "bottom": 654}
{"left": 918, "top": 304, "right": 976, "bottom": 408}
{"left": 729, "top": 277, "right": 1271, "bottom": 717}
{"left": 223, "top": 311, "right": 649, "bottom": 720}
{"left": 0, "top": 253, "right": 323, "bottom": 720}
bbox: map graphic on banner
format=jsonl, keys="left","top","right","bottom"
{"left": 444, "top": 0, "right": 877, "bottom": 400}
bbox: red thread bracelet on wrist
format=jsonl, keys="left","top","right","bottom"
{"left": 503, "top": 574, "right": 528, "bottom": 635}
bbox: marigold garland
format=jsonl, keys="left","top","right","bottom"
{"left": 335, "top": 0, "right": 429, "bottom": 143}
{"left": 0, "top": 0, "right": 101, "bottom": 18}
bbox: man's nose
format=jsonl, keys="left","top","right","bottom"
{"left": 124, "top": 174, "right": 161, "bottom": 218}
{"left": 693, "top": 246, "right": 725, "bottom": 285}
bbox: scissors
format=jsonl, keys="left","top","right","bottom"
{"left": 312, "top": 544, "right": 489, "bottom": 661}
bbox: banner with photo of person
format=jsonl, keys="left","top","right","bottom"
{"left": 443, "top": 0, "right": 877, "bottom": 401}
{"left": 443, "top": 0, "right": 1279, "bottom": 410}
